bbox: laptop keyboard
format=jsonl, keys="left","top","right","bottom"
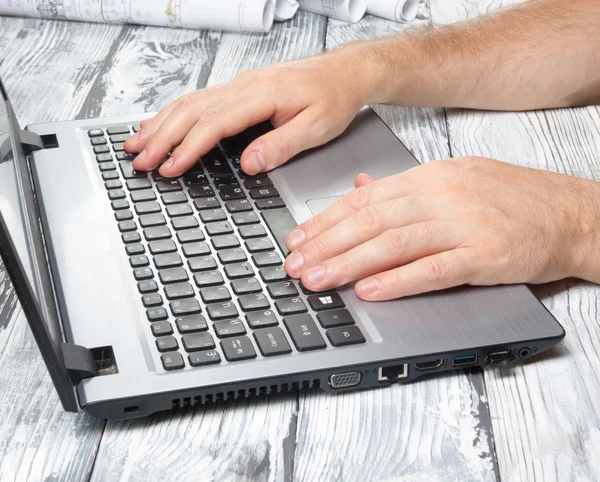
{"left": 87, "top": 123, "right": 367, "bottom": 371}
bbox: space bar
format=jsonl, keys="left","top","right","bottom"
{"left": 261, "top": 208, "right": 298, "bottom": 257}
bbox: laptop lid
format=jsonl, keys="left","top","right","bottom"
{"left": 0, "top": 77, "right": 78, "bottom": 411}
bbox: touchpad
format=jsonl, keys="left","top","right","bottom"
{"left": 306, "top": 196, "right": 343, "bottom": 216}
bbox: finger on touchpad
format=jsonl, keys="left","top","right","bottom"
{"left": 306, "top": 197, "right": 343, "bottom": 216}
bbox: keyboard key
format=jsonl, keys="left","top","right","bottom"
{"left": 244, "top": 177, "right": 272, "bottom": 189}
{"left": 151, "top": 321, "right": 173, "bottom": 337}
{"left": 225, "top": 199, "right": 253, "bottom": 213}
{"left": 131, "top": 189, "right": 156, "bottom": 202}
{"left": 144, "top": 226, "right": 171, "bottom": 241}
{"left": 206, "top": 221, "right": 233, "bottom": 236}
{"left": 182, "top": 333, "right": 215, "bottom": 352}
{"left": 256, "top": 198, "right": 285, "bottom": 210}
{"left": 194, "top": 197, "right": 221, "bottom": 210}
{"left": 317, "top": 309, "right": 355, "bottom": 328}
{"left": 232, "top": 211, "right": 260, "bottom": 225}
{"left": 217, "top": 248, "right": 247, "bottom": 264}
{"left": 326, "top": 326, "right": 366, "bottom": 347}
{"left": 220, "top": 336, "right": 257, "bottom": 361}
{"left": 154, "top": 252, "right": 183, "bottom": 270}
{"left": 147, "top": 306, "right": 168, "bottom": 321}
{"left": 119, "top": 220, "right": 137, "bottom": 232}
{"left": 308, "top": 293, "right": 345, "bottom": 311}
{"left": 176, "top": 314, "right": 208, "bottom": 333}
{"left": 142, "top": 293, "right": 163, "bottom": 307}
{"left": 199, "top": 208, "right": 227, "bottom": 223}
{"left": 207, "top": 301, "right": 239, "bottom": 320}
{"left": 275, "top": 297, "right": 307, "bottom": 315}
{"left": 126, "top": 178, "right": 152, "bottom": 190}
{"left": 239, "top": 225, "right": 267, "bottom": 239}
{"left": 246, "top": 238, "right": 274, "bottom": 253}
{"left": 253, "top": 327, "right": 292, "bottom": 356}
{"left": 177, "top": 228, "right": 205, "bottom": 244}
{"left": 91, "top": 137, "right": 107, "bottom": 146}
{"left": 214, "top": 318, "right": 246, "bottom": 338}
{"left": 96, "top": 153, "right": 113, "bottom": 163}
{"left": 135, "top": 201, "right": 161, "bottom": 214}
{"left": 156, "top": 336, "right": 179, "bottom": 353}
{"left": 138, "top": 279, "right": 158, "bottom": 293}
{"left": 170, "top": 298, "right": 201, "bottom": 316}
{"left": 94, "top": 145, "right": 110, "bottom": 154}
{"left": 129, "top": 254, "right": 149, "bottom": 267}
{"left": 259, "top": 266, "right": 289, "bottom": 283}
{"left": 172, "top": 216, "right": 199, "bottom": 230}
{"left": 122, "top": 231, "right": 141, "bottom": 243}
{"left": 112, "top": 142, "right": 125, "bottom": 152}
{"left": 161, "top": 352, "right": 185, "bottom": 370}
{"left": 245, "top": 309, "right": 278, "bottom": 329}
{"left": 182, "top": 241, "right": 211, "bottom": 257}
{"left": 125, "top": 242, "right": 144, "bottom": 255}
{"left": 249, "top": 187, "right": 279, "bottom": 199}
{"left": 119, "top": 161, "right": 146, "bottom": 179}
{"left": 261, "top": 207, "right": 296, "bottom": 257}
{"left": 155, "top": 179, "right": 181, "bottom": 192}
{"left": 188, "top": 184, "right": 215, "bottom": 198}
{"left": 88, "top": 128, "right": 103, "bottom": 137}
{"left": 133, "top": 267, "right": 154, "bottom": 280}
{"left": 231, "top": 277, "right": 262, "bottom": 295}
{"left": 193, "top": 270, "right": 224, "bottom": 287}
{"left": 211, "top": 234, "right": 240, "bottom": 250}
{"left": 224, "top": 262, "right": 254, "bottom": 279}
{"left": 108, "top": 189, "right": 126, "bottom": 200}
{"left": 110, "top": 133, "right": 131, "bottom": 143}
{"left": 105, "top": 179, "right": 122, "bottom": 190}
{"left": 116, "top": 151, "right": 135, "bottom": 161}
{"left": 183, "top": 171, "right": 208, "bottom": 186}
{"left": 188, "top": 256, "right": 217, "bottom": 272}
{"left": 213, "top": 175, "right": 239, "bottom": 189}
{"left": 189, "top": 350, "right": 221, "bottom": 367}
{"left": 148, "top": 239, "right": 177, "bottom": 254}
{"left": 252, "top": 251, "right": 282, "bottom": 267}
{"left": 298, "top": 281, "right": 335, "bottom": 295}
{"left": 152, "top": 171, "right": 170, "bottom": 182}
{"left": 159, "top": 267, "right": 189, "bottom": 284}
{"left": 106, "top": 126, "right": 130, "bottom": 135}
{"left": 199, "top": 286, "right": 231, "bottom": 303}
{"left": 283, "top": 314, "right": 326, "bottom": 351}
{"left": 102, "top": 171, "right": 119, "bottom": 181}
{"left": 115, "top": 210, "right": 134, "bottom": 222}
{"left": 267, "top": 281, "right": 298, "bottom": 299}
{"left": 139, "top": 213, "right": 166, "bottom": 228}
{"left": 161, "top": 191, "right": 187, "bottom": 204}
{"left": 203, "top": 150, "right": 232, "bottom": 175}
{"left": 238, "top": 293, "right": 269, "bottom": 311}
{"left": 98, "top": 161, "right": 116, "bottom": 172}
{"left": 166, "top": 204, "right": 193, "bottom": 217}
{"left": 219, "top": 186, "right": 245, "bottom": 201}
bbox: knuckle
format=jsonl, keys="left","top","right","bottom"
{"left": 265, "top": 135, "right": 291, "bottom": 162}
{"left": 422, "top": 257, "right": 447, "bottom": 284}
{"left": 197, "top": 107, "right": 221, "bottom": 129}
{"left": 356, "top": 205, "right": 384, "bottom": 234}
{"left": 307, "top": 235, "right": 329, "bottom": 258}
{"left": 345, "top": 187, "right": 371, "bottom": 213}
{"left": 382, "top": 229, "right": 406, "bottom": 255}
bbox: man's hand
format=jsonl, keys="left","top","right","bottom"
{"left": 124, "top": 53, "right": 372, "bottom": 178}
{"left": 284, "top": 157, "right": 600, "bottom": 300}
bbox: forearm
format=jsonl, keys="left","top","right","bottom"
{"left": 337, "top": 0, "right": 600, "bottom": 111}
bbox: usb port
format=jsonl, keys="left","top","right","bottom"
{"left": 487, "top": 350, "right": 515, "bottom": 364}
{"left": 452, "top": 354, "right": 478, "bottom": 367}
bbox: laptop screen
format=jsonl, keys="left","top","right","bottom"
{"left": 0, "top": 78, "right": 77, "bottom": 411}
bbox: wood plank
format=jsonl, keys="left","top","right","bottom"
{"left": 292, "top": 5, "right": 498, "bottom": 481}
{"left": 90, "top": 12, "right": 327, "bottom": 481}
{"left": 430, "top": 1, "right": 600, "bottom": 480}
{"left": 0, "top": 17, "right": 125, "bottom": 482}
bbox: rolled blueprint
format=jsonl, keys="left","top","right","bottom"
{"left": 297, "top": 0, "right": 368, "bottom": 23}
{"left": 367, "top": 0, "right": 420, "bottom": 22}
{"left": 0, "top": 0, "right": 281, "bottom": 33}
{"left": 275, "top": 0, "right": 299, "bottom": 21}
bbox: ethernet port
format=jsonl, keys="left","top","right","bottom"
{"left": 378, "top": 363, "right": 408, "bottom": 382}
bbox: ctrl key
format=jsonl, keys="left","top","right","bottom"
{"left": 161, "top": 351, "right": 185, "bottom": 371}
{"left": 220, "top": 336, "right": 257, "bottom": 361}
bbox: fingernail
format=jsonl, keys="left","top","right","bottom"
{"left": 286, "top": 251, "right": 304, "bottom": 272}
{"left": 162, "top": 157, "right": 176, "bottom": 170}
{"left": 304, "top": 265, "right": 326, "bottom": 285}
{"left": 248, "top": 150, "right": 266, "bottom": 172}
{"left": 357, "top": 278, "right": 379, "bottom": 295}
{"left": 135, "top": 150, "right": 147, "bottom": 162}
{"left": 287, "top": 229, "right": 306, "bottom": 250}
{"left": 129, "top": 132, "right": 139, "bottom": 142}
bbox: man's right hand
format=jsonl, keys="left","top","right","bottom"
{"left": 124, "top": 52, "right": 370, "bottom": 178}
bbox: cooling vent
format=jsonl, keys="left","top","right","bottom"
{"left": 172, "top": 378, "right": 320, "bottom": 409}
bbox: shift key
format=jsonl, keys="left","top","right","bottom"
{"left": 261, "top": 207, "right": 297, "bottom": 257}
{"left": 283, "top": 314, "right": 326, "bottom": 351}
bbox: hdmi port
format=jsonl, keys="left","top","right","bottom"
{"left": 415, "top": 359, "right": 444, "bottom": 371}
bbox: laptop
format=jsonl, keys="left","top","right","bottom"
{"left": 0, "top": 75, "right": 565, "bottom": 419}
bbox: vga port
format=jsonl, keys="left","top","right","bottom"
{"left": 329, "top": 372, "right": 361, "bottom": 388}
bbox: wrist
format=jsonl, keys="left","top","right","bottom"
{"left": 569, "top": 179, "right": 600, "bottom": 283}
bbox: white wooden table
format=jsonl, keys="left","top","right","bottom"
{"left": 2, "top": 1, "right": 599, "bottom": 480}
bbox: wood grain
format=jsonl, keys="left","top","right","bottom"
{"left": 430, "top": 1, "right": 600, "bottom": 481}
{"left": 90, "top": 12, "right": 327, "bottom": 482}
{"left": 0, "top": 17, "right": 124, "bottom": 482}
{"left": 292, "top": 4, "right": 498, "bottom": 481}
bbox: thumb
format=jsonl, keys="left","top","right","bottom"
{"left": 240, "top": 110, "right": 325, "bottom": 175}
{"left": 354, "top": 172, "right": 376, "bottom": 188}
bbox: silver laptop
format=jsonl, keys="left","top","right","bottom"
{"left": 0, "top": 76, "right": 565, "bottom": 419}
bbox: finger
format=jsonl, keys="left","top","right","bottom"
{"left": 125, "top": 98, "right": 183, "bottom": 153}
{"left": 240, "top": 108, "right": 327, "bottom": 176}
{"left": 354, "top": 248, "right": 478, "bottom": 301}
{"left": 159, "top": 96, "right": 277, "bottom": 177}
{"left": 354, "top": 173, "right": 376, "bottom": 188}
{"left": 298, "top": 222, "right": 462, "bottom": 291}
{"left": 285, "top": 172, "right": 410, "bottom": 251}
{"left": 285, "top": 197, "right": 428, "bottom": 278}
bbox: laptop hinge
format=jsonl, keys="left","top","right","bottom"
{"left": 62, "top": 342, "right": 99, "bottom": 385}
{"left": 19, "top": 129, "right": 44, "bottom": 155}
